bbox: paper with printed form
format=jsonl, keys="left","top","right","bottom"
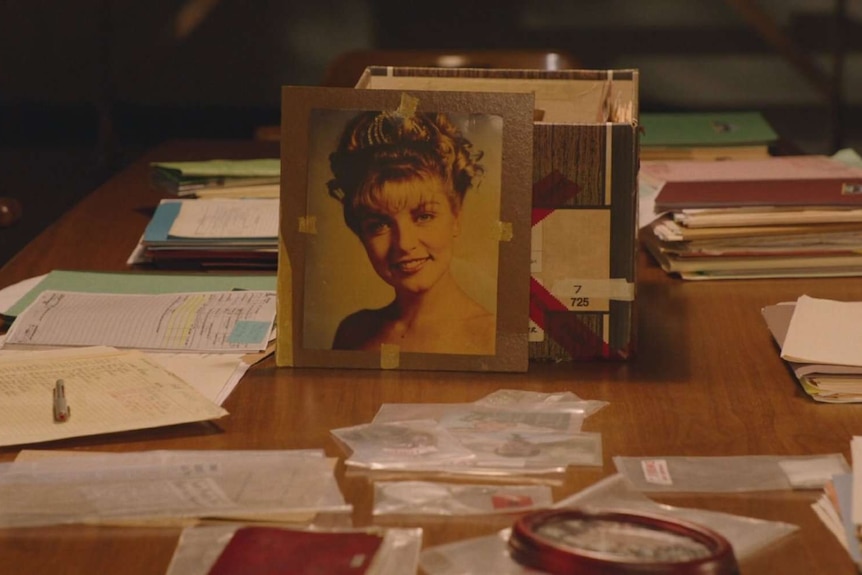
{"left": 0, "top": 346, "right": 227, "bottom": 447}
{"left": 780, "top": 295, "right": 862, "bottom": 368}
{"left": 2, "top": 289, "right": 276, "bottom": 353}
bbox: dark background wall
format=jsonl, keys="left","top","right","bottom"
{"left": 1, "top": 0, "right": 860, "bottom": 265}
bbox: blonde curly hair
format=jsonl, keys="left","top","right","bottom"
{"left": 327, "top": 110, "right": 484, "bottom": 235}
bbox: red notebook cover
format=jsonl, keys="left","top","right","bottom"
{"left": 207, "top": 527, "right": 384, "bottom": 575}
{"left": 644, "top": 155, "right": 862, "bottom": 211}
{"left": 655, "top": 177, "right": 862, "bottom": 211}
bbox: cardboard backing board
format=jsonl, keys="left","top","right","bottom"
{"left": 277, "top": 85, "right": 534, "bottom": 372}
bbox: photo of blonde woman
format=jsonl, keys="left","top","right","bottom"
{"left": 301, "top": 103, "right": 503, "bottom": 356}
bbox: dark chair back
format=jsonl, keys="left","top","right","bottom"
{"left": 0, "top": 197, "right": 22, "bottom": 228}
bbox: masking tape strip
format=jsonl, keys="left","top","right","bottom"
{"left": 298, "top": 216, "right": 317, "bottom": 235}
{"left": 496, "top": 221, "right": 513, "bottom": 242}
{"left": 394, "top": 93, "right": 419, "bottom": 118}
{"left": 550, "top": 278, "right": 635, "bottom": 302}
{"left": 380, "top": 344, "right": 400, "bottom": 369}
{"left": 604, "top": 123, "right": 613, "bottom": 206}
{"left": 598, "top": 69, "right": 613, "bottom": 122}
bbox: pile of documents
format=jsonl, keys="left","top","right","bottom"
{"left": 150, "top": 159, "right": 280, "bottom": 198}
{"left": 139, "top": 159, "right": 281, "bottom": 269}
{"left": 814, "top": 436, "right": 862, "bottom": 569}
{"left": 641, "top": 153, "right": 862, "bottom": 280}
{"left": 128, "top": 198, "right": 279, "bottom": 269}
{"left": 0, "top": 347, "right": 229, "bottom": 446}
{"left": 639, "top": 111, "right": 778, "bottom": 161}
{"left": 0, "top": 270, "right": 277, "bottom": 447}
{"left": 762, "top": 295, "right": 862, "bottom": 403}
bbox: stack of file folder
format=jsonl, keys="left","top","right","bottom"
{"left": 150, "top": 159, "right": 280, "bottom": 198}
{"left": 762, "top": 295, "right": 862, "bottom": 403}
{"left": 129, "top": 198, "right": 278, "bottom": 269}
{"left": 641, "top": 154, "right": 862, "bottom": 280}
{"left": 639, "top": 111, "right": 778, "bottom": 161}
{"left": 813, "top": 436, "right": 862, "bottom": 569}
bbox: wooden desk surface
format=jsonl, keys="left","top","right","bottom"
{"left": 1, "top": 139, "right": 860, "bottom": 574}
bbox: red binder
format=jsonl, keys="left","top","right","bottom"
{"left": 207, "top": 527, "right": 384, "bottom": 575}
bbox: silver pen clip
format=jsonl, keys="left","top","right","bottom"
{"left": 53, "top": 379, "right": 71, "bottom": 423}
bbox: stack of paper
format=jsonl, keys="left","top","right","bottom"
{"left": 150, "top": 159, "right": 280, "bottom": 198}
{"left": 0, "top": 270, "right": 278, "bottom": 412}
{"left": 129, "top": 198, "right": 279, "bottom": 269}
{"left": 641, "top": 154, "right": 862, "bottom": 280}
{"left": 812, "top": 437, "right": 862, "bottom": 568}
{"left": 639, "top": 111, "right": 778, "bottom": 161}
{"left": 140, "top": 159, "right": 281, "bottom": 269}
{"left": 0, "top": 347, "right": 228, "bottom": 447}
{"left": 762, "top": 295, "right": 862, "bottom": 403}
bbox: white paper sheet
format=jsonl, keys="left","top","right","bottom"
{"left": 781, "top": 295, "right": 862, "bottom": 367}
{"left": 170, "top": 199, "right": 279, "bottom": 238}
{"left": 0, "top": 347, "right": 227, "bottom": 447}
{"left": 0, "top": 274, "right": 46, "bottom": 313}
{"left": 146, "top": 352, "right": 250, "bottom": 405}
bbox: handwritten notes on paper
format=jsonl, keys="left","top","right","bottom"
{"left": 169, "top": 199, "right": 279, "bottom": 239}
{"left": 3, "top": 290, "right": 276, "bottom": 353}
{"left": 0, "top": 347, "right": 227, "bottom": 447}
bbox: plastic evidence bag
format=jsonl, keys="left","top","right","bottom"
{"left": 164, "top": 524, "right": 423, "bottom": 575}
{"left": 0, "top": 449, "right": 350, "bottom": 528}
{"left": 613, "top": 453, "right": 850, "bottom": 493}
{"left": 418, "top": 474, "right": 799, "bottom": 575}
{"left": 373, "top": 481, "right": 553, "bottom": 516}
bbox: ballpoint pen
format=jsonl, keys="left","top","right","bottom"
{"left": 53, "top": 379, "right": 70, "bottom": 423}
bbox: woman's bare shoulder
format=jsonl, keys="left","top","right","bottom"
{"left": 332, "top": 307, "right": 388, "bottom": 350}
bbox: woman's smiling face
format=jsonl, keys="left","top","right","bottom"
{"left": 356, "top": 176, "right": 461, "bottom": 295}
